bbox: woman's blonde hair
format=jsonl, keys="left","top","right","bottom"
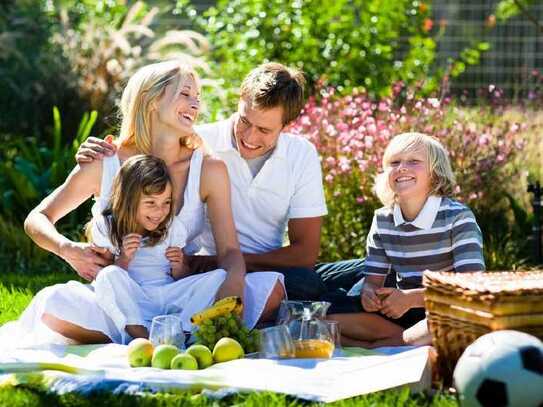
{"left": 119, "top": 60, "right": 201, "bottom": 154}
{"left": 104, "top": 155, "right": 173, "bottom": 250}
{"left": 374, "top": 132, "right": 456, "bottom": 207}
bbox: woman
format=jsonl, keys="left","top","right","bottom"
{"left": 6, "top": 60, "right": 284, "bottom": 346}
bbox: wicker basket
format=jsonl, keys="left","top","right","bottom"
{"left": 423, "top": 270, "right": 543, "bottom": 384}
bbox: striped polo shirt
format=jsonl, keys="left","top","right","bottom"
{"left": 364, "top": 195, "right": 485, "bottom": 290}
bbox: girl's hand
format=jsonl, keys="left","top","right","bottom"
{"left": 117, "top": 233, "right": 141, "bottom": 267}
{"left": 166, "top": 247, "right": 190, "bottom": 279}
{"left": 376, "top": 287, "right": 412, "bottom": 319}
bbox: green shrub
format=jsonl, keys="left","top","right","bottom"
{"left": 182, "top": 0, "right": 435, "bottom": 101}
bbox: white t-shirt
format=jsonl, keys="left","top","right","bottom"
{"left": 194, "top": 117, "right": 327, "bottom": 254}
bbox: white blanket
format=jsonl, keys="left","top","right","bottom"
{"left": 0, "top": 344, "right": 431, "bottom": 403}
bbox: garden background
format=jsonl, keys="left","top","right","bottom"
{"left": 0, "top": 0, "right": 542, "bottom": 405}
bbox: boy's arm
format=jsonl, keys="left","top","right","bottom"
{"left": 451, "top": 207, "right": 486, "bottom": 272}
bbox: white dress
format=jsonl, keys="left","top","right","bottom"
{"left": 0, "top": 149, "right": 284, "bottom": 347}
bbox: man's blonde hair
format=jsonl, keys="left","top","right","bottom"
{"left": 374, "top": 132, "right": 456, "bottom": 207}
{"left": 240, "top": 62, "right": 306, "bottom": 126}
{"left": 119, "top": 60, "right": 200, "bottom": 153}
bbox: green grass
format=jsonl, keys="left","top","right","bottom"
{"left": 0, "top": 271, "right": 459, "bottom": 406}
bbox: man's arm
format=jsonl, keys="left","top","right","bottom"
{"left": 186, "top": 216, "right": 322, "bottom": 273}
{"left": 244, "top": 216, "right": 322, "bottom": 271}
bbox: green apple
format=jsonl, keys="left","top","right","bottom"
{"left": 170, "top": 352, "right": 198, "bottom": 370}
{"left": 127, "top": 338, "right": 154, "bottom": 367}
{"left": 186, "top": 344, "right": 213, "bottom": 369}
{"left": 212, "top": 337, "right": 244, "bottom": 363}
{"left": 151, "top": 344, "right": 180, "bottom": 369}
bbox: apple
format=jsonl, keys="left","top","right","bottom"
{"left": 186, "top": 344, "right": 213, "bottom": 369}
{"left": 212, "top": 337, "right": 244, "bottom": 363}
{"left": 170, "top": 352, "right": 198, "bottom": 370}
{"left": 127, "top": 338, "right": 154, "bottom": 367}
{"left": 151, "top": 344, "right": 180, "bottom": 369}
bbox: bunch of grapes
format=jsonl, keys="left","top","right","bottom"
{"left": 194, "top": 312, "right": 260, "bottom": 353}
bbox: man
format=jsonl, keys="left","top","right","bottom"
{"left": 78, "top": 62, "right": 364, "bottom": 301}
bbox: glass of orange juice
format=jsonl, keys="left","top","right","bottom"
{"left": 294, "top": 338, "right": 335, "bottom": 358}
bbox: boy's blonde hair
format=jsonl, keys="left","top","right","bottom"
{"left": 119, "top": 60, "right": 201, "bottom": 154}
{"left": 374, "top": 132, "right": 456, "bottom": 207}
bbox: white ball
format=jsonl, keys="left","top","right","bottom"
{"left": 453, "top": 330, "right": 543, "bottom": 407}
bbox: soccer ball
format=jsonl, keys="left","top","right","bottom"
{"left": 453, "top": 330, "right": 543, "bottom": 407}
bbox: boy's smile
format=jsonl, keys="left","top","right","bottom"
{"left": 387, "top": 147, "right": 432, "bottom": 202}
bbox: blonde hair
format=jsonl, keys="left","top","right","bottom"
{"left": 374, "top": 132, "right": 456, "bottom": 207}
{"left": 103, "top": 155, "right": 173, "bottom": 250}
{"left": 119, "top": 60, "right": 201, "bottom": 154}
{"left": 240, "top": 62, "right": 306, "bottom": 126}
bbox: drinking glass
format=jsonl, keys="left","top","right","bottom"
{"left": 324, "top": 320, "right": 341, "bottom": 349}
{"left": 259, "top": 325, "right": 296, "bottom": 359}
{"left": 149, "top": 315, "right": 185, "bottom": 349}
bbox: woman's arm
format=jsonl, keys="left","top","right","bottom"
{"left": 24, "top": 160, "right": 110, "bottom": 281}
{"left": 200, "top": 156, "right": 246, "bottom": 300}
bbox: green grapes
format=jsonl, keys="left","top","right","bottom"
{"left": 194, "top": 314, "right": 261, "bottom": 354}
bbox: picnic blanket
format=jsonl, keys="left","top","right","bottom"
{"left": 0, "top": 344, "right": 432, "bottom": 403}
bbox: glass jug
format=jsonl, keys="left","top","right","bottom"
{"left": 276, "top": 300, "right": 335, "bottom": 358}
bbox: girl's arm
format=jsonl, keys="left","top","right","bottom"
{"left": 200, "top": 156, "right": 246, "bottom": 301}
{"left": 24, "top": 160, "right": 107, "bottom": 281}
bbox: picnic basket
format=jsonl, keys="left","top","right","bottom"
{"left": 423, "top": 270, "right": 543, "bottom": 383}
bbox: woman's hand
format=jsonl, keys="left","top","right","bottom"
{"left": 59, "top": 241, "right": 113, "bottom": 281}
{"left": 116, "top": 234, "right": 141, "bottom": 269}
{"left": 166, "top": 246, "right": 191, "bottom": 279}
{"left": 376, "top": 287, "right": 413, "bottom": 319}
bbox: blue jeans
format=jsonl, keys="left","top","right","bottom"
{"left": 275, "top": 259, "right": 365, "bottom": 303}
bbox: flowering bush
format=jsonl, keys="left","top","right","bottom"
{"left": 288, "top": 85, "right": 531, "bottom": 265}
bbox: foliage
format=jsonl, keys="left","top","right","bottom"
{"left": 0, "top": 0, "right": 216, "bottom": 138}
{"left": 0, "top": 0, "right": 79, "bottom": 137}
{"left": 288, "top": 85, "right": 536, "bottom": 266}
{"left": 0, "top": 108, "right": 98, "bottom": 272}
{"left": 180, "top": 0, "right": 435, "bottom": 99}
{"left": 53, "top": 1, "right": 215, "bottom": 128}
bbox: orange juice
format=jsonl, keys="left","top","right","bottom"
{"left": 294, "top": 339, "right": 334, "bottom": 358}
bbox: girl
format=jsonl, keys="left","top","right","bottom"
{"left": 327, "top": 132, "right": 485, "bottom": 347}
{"left": 91, "top": 154, "right": 226, "bottom": 342}
{"left": 6, "top": 60, "right": 284, "bottom": 347}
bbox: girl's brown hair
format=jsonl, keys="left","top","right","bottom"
{"left": 104, "top": 154, "right": 173, "bottom": 249}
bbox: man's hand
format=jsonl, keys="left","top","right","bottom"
{"left": 166, "top": 246, "right": 191, "bottom": 279}
{"left": 215, "top": 271, "right": 245, "bottom": 301}
{"left": 116, "top": 234, "right": 141, "bottom": 269}
{"left": 376, "top": 287, "right": 413, "bottom": 319}
{"left": 361, "top": 282, "right": 382, "bottom": 312}
{"left": 59, "top": 241, "right": 113, "bottom": 281}
{"left": 75, "top": 135, "right": 117, "bottom": 164}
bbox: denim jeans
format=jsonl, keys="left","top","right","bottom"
{"left": 274, "top": 266, "right": 328, "bottom": 301}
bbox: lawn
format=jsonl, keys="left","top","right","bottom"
{"left": 0, "top": 272, "right": 459, "bottom": 406}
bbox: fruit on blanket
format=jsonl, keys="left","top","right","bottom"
{"left": 127, "top": 338, "right": 154, "bottom": 367}
{"left": 186, "top": 344, "right": 214, "bottom": 369}
{"left": 170, "top": 353, "right": 198, "bottom": 370}
{"left": 190, "top": 296, "right": 243, "bottom": 325}
{"left": 213, "top": 337, "right": 244, "bottom": 363}
{"left": 193, "top": 313, "right": 260, "bottom": 353}
{"left": 151, "top": 344, "right": 180, "bottom": 369}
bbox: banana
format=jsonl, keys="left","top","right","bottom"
{"left": 191, "top": 296, "right": 242, "bottom": 325}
